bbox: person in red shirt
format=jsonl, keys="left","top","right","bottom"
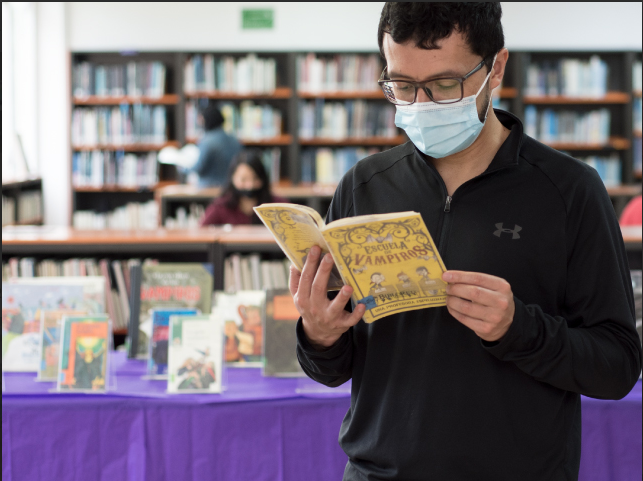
{"left": 620, "top": 195, "right": 642, "bottom": 226}
{"left": 200, "top": 149, "right": 287, "bottom": 226}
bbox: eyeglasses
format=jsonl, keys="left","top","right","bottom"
{"left": 378, "top": 59, "right": 487, "bottom": 105}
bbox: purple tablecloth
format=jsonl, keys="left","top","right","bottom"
{"left": 2, "top": 351, "right": 641, "bottom": 481}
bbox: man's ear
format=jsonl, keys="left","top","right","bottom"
{"left": 490, "top": 48, "right": 509, "bottom": 91}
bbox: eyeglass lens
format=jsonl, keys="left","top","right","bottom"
{"left": 381, "top": 78, "right": 463, "bottom": 104}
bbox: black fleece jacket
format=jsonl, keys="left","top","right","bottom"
{"left": 296, "top": 110, "right": 642, "bottom": 481}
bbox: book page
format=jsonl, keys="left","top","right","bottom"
{"left": 254, "top": 204, "right": 344, "bottom": 290}
{"left": 322, "top": 212, "right": 447, "bottom": 323}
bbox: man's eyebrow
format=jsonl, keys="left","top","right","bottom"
{"left": 387, "top": 69, "right": 462, "bottom": 80}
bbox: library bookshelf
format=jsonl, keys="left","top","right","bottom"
{"left": 68, "top": 50, "right": 641, "bottom": 228}
{"left": 2, "top": 178, "right": 44, "bottom": 227}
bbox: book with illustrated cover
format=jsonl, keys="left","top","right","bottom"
{"left": 136, "top": 263, "right": 213, "bottom": 357}
{"left": 147, "top": 308, "right": 198, "bottom": 377}
{"left": 167, "top": 314, "right": 223, "bottom": 394}
{"left": 37, "top": 309, "right": 88, "bottom": 381}
{"left": 2, "top": 284, "right": 86, "bottom": 372}
{"left": 263, "top": 289, "right": 305, "bottom": 377}
{"left": 213, "top": 290, "right": 266, "bottom": 366}
{"left": 254, "top": 204, "right": 447, "bottom": 323}
{"left": 57, "top": 315, "right": 110, "bottom": 392}
{"left": 8, "top": 276, "right": 106, "bottom": 314}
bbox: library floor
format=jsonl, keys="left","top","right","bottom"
{"left": 2, "top": 352, "right": 641, "bottom": 481}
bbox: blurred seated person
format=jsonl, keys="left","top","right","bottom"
{"left": 620, "top": 195, "right": 642, "bottom": 226}
{"left": 188, "top": 105, "right": 242, "bottom": 188}
{"left": 200, "top": 150, "right": 287, "bottom": 226}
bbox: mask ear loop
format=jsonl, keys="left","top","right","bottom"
{"left": 477, "top": 53, "right": 498, "bottom": 122}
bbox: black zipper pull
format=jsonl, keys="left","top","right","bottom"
{"left": 444, "top": 195, "right": 452, "bottom": 213}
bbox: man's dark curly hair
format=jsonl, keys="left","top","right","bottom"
{"left": 377, "top": 2, "right": 505, "bottom": 72}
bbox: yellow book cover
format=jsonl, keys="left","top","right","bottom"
{"left": 254, "top": 204, "right": 447, "bottom": 323}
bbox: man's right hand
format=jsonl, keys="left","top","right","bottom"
{"left": 289, "top": 245, "right": 366, "bottom": 349}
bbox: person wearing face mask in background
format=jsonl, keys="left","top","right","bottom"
{"left": 199, "top": 149, "right": 288, "bottom": 226}
{"left": 290, "top": 3, "right": 641, "bottom": 480}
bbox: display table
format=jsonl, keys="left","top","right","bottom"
{"left": 2, "top": 352, "right": 641, "bottom": 481}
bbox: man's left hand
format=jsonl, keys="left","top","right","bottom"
{"left": 442, "top": 271, "right": 515, "bottom": 342}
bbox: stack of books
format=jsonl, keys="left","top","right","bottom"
{"left": 183, "top": 54, "right": 277, "bottom": 94}
{"left": 71, "top": 105, "right": 168, "bottom": 146}
{"left": 301, "top": 147, "right": 381, "bottom": 184}
{"left": 73, "top": 200, "right": 159, "bottom": 230}
{"left": 297, "top": 53, "right": 382, "bottom": 93}
{"left": 524, "top": 56, "right": 608, "bottom": 97}
{"left": 73, "top": 61, "right": 167, "bottom": 98}
{"left": 72, "top": 151, "right": 158, "bottom": 188}
{"left": 298, "top": 100, "right": 397, "bottom": 139}
{"left": 524, "top": 106, "right": 611, "bottom": 144}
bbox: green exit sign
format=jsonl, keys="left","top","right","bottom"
{"left": 242, "top": 9, "right": 274, "bottom": 29}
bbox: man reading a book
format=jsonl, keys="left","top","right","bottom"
{"left": 289, "top": 3, "right": 641, "bottom": 480}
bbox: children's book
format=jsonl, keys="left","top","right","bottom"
{"left": 57, "top": 315, "right": 111, "bottom": 392}
{"left": 136, "top": 263, "right": 213, "bottom": 357}
{"left": 213, "top": 290, "right": 266, "bottom": 366}
{"left": 147, "top": 308, "right": 198, "bottom": 378}
{"left": 263, "top": 289, "right": 305, "bottom": 377}
{"left": 37, "top": 309, "right": 88, "bottom": 381}
{"left": 9, "top": 276, "right": 106, "bottom": 314}
{"left": 2, "top": 284, "right": 86, "bottom": 372}
{"left": 167, "top": 314, "right": 223, "bottom": 394}
{"left": 254, "top": 204, "right": 447, "bottom": 323}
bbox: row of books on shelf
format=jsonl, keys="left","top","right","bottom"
{"left": 634, "top": 138, "right": 642, "bottom": 174}
{"left": 72, "top": 151, "right": 158, "bottom": 188}
{"left": 297, "top": 53, "right": 382, "bottom": 93}
{"left": 2, "top": 191, "right": 42, "bottom": 226}
{"left": 524, "top": 56, "right": 609, "bottom": 98}
{"left": 299, "top": 99, "right": 397, "bottom": 140}
{"left": 73, "top": 200, "right": 159, "bottom": 230}
{"left": 183, "top": 54, "right": 277, "bottom": 94}
{"left": 301, "top": 147, "right": 381, "bottom": 184}
{"left": 577, "top": 154, "right": 622, "bottom": 187}
{"left": 73, "top": 61, "right": 167, "bottom": 99}
{"left": 524, "top": 106, "right": 611, "bottom": 144}
{"left": 634, "top": 61, "right": 642, "bottom": 92}
{"left": 71, "top": 105, "right": 168, "bottom": 147}
{"left": 164, "top": 203, "right": 205, "bottom": 230}
{"left": 634, "top": 98, "right": 642, "bottom": 132}
{"left": 224, "top": 254, "right": 290, "bottom": 293}
{"left": 186, "top": 101, "right": 282, "bottom": 141}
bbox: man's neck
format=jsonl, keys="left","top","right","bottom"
{"left": 429, "top": 109, "right": 510, "bottom": 196}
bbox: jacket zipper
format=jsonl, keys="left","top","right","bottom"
{"left": 438, "top": 195, "right": 453, "bottom": 258}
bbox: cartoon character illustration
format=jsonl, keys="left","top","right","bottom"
{"left": 238, "top": 304, "right": 263, "bottom": 362}
{"left": 395, "top": 271, "right": 420, "bottom": 297}
{"left": 224, "top": 320, "right": 243, "bottom": 362}
{"left": 416, "top": 266, "right": 447, "bottom": 296}
{"left": 177, "top": 357, "right": 216, "bottom": 390}
{"left": 73, "top": 337, "right": 106, "bottom": 390}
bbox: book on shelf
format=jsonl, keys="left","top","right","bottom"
{"left": 147, "top": 308, "right": 198, "bottom": 378}
{"left": 37, "top": 309, "right": 88, "bottom": 382}
{"left": 186, "top": 100, "right": 282, "bottom": 140}
{"left": 57, "top": 315, "right": 111, "bottom": 392}
{"left": 523, "top": 106, "right": 611, "bottom": 144}
{"left": 167, "top": 314, "right": 223, "bottom": 394}
{"left": 254, "top": 204, "right": 447, "bottom": 323}
{"left": 524, "top": 55, "right": 608, "bottom": 97}
{"left": 2, "top": 191, "right": 42, "bottom": 226}
{"left": 213, "top": 290, "right": 266, "bottom": 366}
{"left": 73, "top": 60, "right": 166, "bottom": 98}
{"left": 135, "top": 263, "right": 213, "bottom": 357}
{"left": 72, "top": 151, "right": 158, "bottom": 188}
{"left": 164, "top": 203, "right": 206, "bottom": 229}
{"left": 263, "top": 289, "right": 305, "bottom": 377}
{"left": 297, "top": 53, "right": 382, "bottom": 93}
{"left": 73, "top": 200, "right": 159, "bottom": 230}
{"left": 2, "top": 196, "right": 15, "bottom": 226}
{"left": 184, "top": 53, "right": 277, "bottom": 94}
{"left": 301, "top": 147, "right": 381, "bottom": 184}
{"left": 632, "top": 61, "right": 642, "bottom": 93}
{"left": 71, "top": 105, "right": 168, "bottom": 146}
{"left": 223, "top": 254, "right": 290, "bottom": 293}
{"left": 2, "top": 283, "right": 87, "bottom": 372}
{"left": 634, "top": 97, "right": 642, "bottom": 133}
{"left": 298, "top": 99, "right": 397, "bottom": 140}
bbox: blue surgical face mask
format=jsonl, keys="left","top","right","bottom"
{"left": 394, "top": 57, "right": 496, "bottom": 159}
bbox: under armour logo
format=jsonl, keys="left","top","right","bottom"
{"left": 494, "top": 223, "right": 522, "bottom": 239}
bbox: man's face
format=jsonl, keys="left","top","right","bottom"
{"left": 382, "top": 31, "right": 501, "bottom": 120}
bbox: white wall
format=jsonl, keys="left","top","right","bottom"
{"left": 68, "top": 2, "right": 642, "bottom": 52}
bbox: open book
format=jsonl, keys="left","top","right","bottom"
{"left": 254, "top": 204, "right": 447, "bottom": 323}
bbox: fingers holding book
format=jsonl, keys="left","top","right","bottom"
{"left": 290, "top": 245, "right": 365, "bottom": 350}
